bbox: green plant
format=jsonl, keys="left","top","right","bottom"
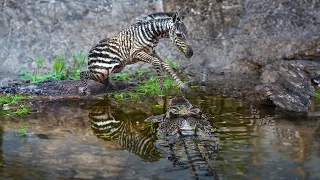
{"left": 127, "top": 92, "right": 140, "bottom": 100}
{"left": 0, "top": 95, "right": 31, "bottom": 116}
{"left": 137, "top": 76, "right": 161, "bottom": 95}
{"left": 0, "top": 94, "right": 25, "bottom": 105}
{"left": 15, "top": 127, "right": 27, "bottom": 137}
{"left": 136, "top": 69, "right": 149, "bottom": 80}
{"left": 165, "top": 58, "right": 179, "bottom": 70}
{"left": 111, "top": 72, "right": 131, "bottom": 81}
{"left": 114, "top": 92, "right": 126, "bottom": 100}
{"left": 20, "top": 51, "right": 88, "bottom": 83}
{"left": 52, "top": 54, "right": 66, "bottom": 79}
{"left": 15, "top": 106, "right": 30, "bottom": 116}
{"left": 316, "top": 91, "right": 320, "bottom": 100}
{"left": 30, "top": 57, "right": 47, "bottom": 74}
{"left": 137, "top": 75, "right": 177, "bottom": 96}
{"left": 71, "top": 51, "right": 87, "bottom": 79}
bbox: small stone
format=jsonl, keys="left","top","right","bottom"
{"left": 3, "top": 104, "right": 9, "bottom": 110}
{"left": 282, "top": 142, "right": 292, "bottom": 146}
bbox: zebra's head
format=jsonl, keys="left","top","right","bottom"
{"left": 169, "top": 12, "right": 193, "bottom": 58}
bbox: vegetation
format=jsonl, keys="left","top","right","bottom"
{"left": 0, "top": 94, "right": 26, "bottom": 105}
{"left": 316, "top": 91, "right": 320, "bottom": 100}
{"left": 0, "top": 94, "right": 31, "bottom": 116}
{"left": 15, "top": 127, "right": 27, "bottom": 137}
{"left": 19, "top": 52, "right": 183, "bottom": 100}
{"left": 15, "top": 106, "right": 31, "bottom": 116}
{"left": 109, "top": 74, "right": 178, "bottom": 100}
{"left": 20, "top": 51, "right": 87, "bottom": 83}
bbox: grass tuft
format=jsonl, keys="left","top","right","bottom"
{"left": 15, "top": 127, "right": 27, "bottom": 137}
{"left": 316, "top": 91, "right": 320, "bottom": 100}
{"left": 0, "top": 95, "right": 31, "bottom": 116}
{"left": 20, "top": 51, "right": 88, "bottom": 83}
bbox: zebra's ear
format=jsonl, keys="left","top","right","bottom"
{"left": 172, "top": 12, "right": 180, "bottom": 23}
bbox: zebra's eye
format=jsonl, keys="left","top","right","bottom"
{"left": 176, "top": 33, "right": 183, "bottom": 37}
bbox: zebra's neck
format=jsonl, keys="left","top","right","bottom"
{"left": 134, "top": 19, "right": 172, "bottom": 41}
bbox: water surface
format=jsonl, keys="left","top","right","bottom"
{"left": 0, "top": 95, "right": 319, "bottom": 179}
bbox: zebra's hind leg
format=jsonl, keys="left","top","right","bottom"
{"left": 102, "top": 77, "right": 115, "bottom": 90}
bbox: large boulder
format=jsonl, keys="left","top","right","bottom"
{"left": 256, "top": 61, "right": 316, "bottom": 112}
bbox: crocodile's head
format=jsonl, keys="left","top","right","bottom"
{"left": 167, "top": 96, "right": 202, "bottom": 119}
{"left": 153, "top": 96, "right": 214, "bottom": 136}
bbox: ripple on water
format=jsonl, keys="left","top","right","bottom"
{"left": 0, "top": 96, "right": 319, "bottom": 179}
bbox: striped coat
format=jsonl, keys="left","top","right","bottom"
{"left": 80, "top": 12, "right": 193, "bottom": 93}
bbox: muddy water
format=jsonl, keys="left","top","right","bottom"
{"left": 0, "top": 95, "right": 319, "bottom": 179}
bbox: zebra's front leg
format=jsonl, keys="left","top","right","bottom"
{"left": 151, "top": 51, "right": 189, "bottom": 90}
{"left": 149, "top": 51, "right": 188, "bottom": 90}
{"left": 160, "top": 61, "right": 189, "bottom": 90}
{"left": 134, "top": 51, "right": 187, "bottom": 91}
{"left": 134, "top": 51, "right": 164, "bottom": 91}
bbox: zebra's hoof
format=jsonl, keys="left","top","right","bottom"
{"left": 182, "top": 85, "right": 192, "bottom": 93}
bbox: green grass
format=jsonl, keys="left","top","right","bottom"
{"left": 165, "top": 58, "right": 179, "bottom": 70}
{"left": 0, "top": 94, "right": 31, "bottom": 116}
{"left": 20, "top": 53, "right": 183, "bottom": 100}
{"left": 316, "top": 91, "right": 320, "bottom": 100}
{"left": 15, "top": 127, "right": 27, "bottom": 137}
{"left": 20, "top": 51, "right": 87, "bottom": 83}
{"left": 109, "top": 58, "right": 181, "bottom": 100}
{"left": 136, "top": 75, "right": 177, "bottom": 95}
{"left": 110, "top": 74, "right": 178, "bottom": 100}
{"left": 111, "top": 72, "right": 132, "bottom": 81}
{"left": 15, "top": 106, "right": 30, "bottom": 116}
{"left": 0, "top": 94, "right": 26, "bottom": 105}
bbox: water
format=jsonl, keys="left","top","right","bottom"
{"left": 0, "top": 95, "right": 319, "bottom": 179}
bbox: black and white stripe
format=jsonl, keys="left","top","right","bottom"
{"left": 80, "top": 12, "right": 193, "bottom": 92}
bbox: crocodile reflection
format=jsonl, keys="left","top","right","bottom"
{"left": 88, "top": 99, "right": 160, "bottom": 161}
{"left": 146, "top": 96, "right": 219, "bottom": 179}
{"left": 87, "top": 97, "right": 219, "bottom": 179}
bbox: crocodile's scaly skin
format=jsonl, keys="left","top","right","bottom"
{"left": 147, "top": 96, "right": 219, "bottom": 179}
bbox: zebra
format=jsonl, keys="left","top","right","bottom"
{"left": 80, "top": 12, "right": 193, "bottom": 94}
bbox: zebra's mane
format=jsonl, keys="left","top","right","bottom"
{"left": 135, "top": 12, "right": 178, "bottom": 24}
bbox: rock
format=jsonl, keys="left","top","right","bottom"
{"left": 0, "top": 79, "right": 134, "bottom": 98}
{"left": 256, "top": 61, "right": 315, "bottom": 112}
{"left": 1, "top": 0, "right": 319, "bottom": 78}
{"left": 0, "top": 0, "right": 319, "bottom": 112}
{"left": 3, "top": 104, "right": 10, "bottom": 111}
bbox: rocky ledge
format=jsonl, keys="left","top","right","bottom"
{"left": 1, "top": 59, "right": 319, "bottom": 113}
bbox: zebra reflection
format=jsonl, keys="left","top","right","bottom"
{"left": 87, "top": 100, "right": 160, "bottom": 162}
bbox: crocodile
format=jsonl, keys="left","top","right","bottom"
{"left": 146, "top": 96, "right": 220, "bottom": 180}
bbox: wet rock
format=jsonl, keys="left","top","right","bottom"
{"left": 256, "top": 61, "right": 315, "bottom": 112}
{"left": 0, "top": 79, "right": 134, "bottom": 98}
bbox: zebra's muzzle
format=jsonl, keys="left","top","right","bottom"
{"left": 185, "top": 46, "right": 193, "bottom": 58}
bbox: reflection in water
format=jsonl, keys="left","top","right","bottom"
{"left": 88, "top": 99, "right": 161, "bottom": 162}
{"left": 88, "top": 96, "right": 221, "bottom": 179}
{"left": 147, "top": 96, "right": 220, "bottom": 179}
{"left": 86, "top": 96, "right": 320, "bottom": 179}
{"left": 0, "top": 96, "right": 319, "bottom": 179}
